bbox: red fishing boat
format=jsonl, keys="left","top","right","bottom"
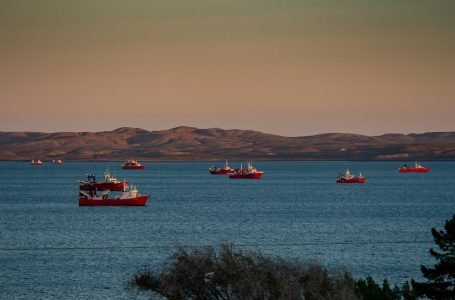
{"left": 336, "top": 169, "right": 365, "bottom": 183}
{"left": 399, "top": 162, "right": 429, "bottom": 173}
{"left": 122, "top": 160, "right": 145, "bottom": 169}
{"left": 79, "top": 185, "right": 150, "bottom": 206}
{"left": 51, "top": 159, "right": 64, "bottom": 164}
{"left": 79, "top": 170, "right": 128, "bottom": 191}
{"left": 228, "top": 162, "right": 264, "bottom": 179}
{"left": 30, "top": 160, "right": 43, "bottom": 165}
{"left": 209, "top": 160, "right": 234, "bottom": 175}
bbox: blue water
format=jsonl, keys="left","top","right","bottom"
{"left": 0, "top": 161, "right": 454, "bottom": 299}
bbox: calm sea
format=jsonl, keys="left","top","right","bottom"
{"left": 1, "top": 161, "right": 454, "bottom": 299}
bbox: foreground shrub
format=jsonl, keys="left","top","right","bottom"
{"left": 133, "top": 244, "right": 360, "bottom": 299}
{"left": 356, "top": 277, "right": 417, "bottom": 300}
{"left": 132, "top": 244, "right": 421, "bottom": 299}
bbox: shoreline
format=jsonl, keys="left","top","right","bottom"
{"left": 3, "top": 159, "right": 455, "bottom": 162}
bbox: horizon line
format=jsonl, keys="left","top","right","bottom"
{"left": 1, "top": 125, "right": 454, "bottom": 138}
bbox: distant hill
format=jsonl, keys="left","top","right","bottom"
{"left": 0, "top": 126, "right": 454, "bottom": 161}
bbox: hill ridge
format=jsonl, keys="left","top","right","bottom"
{"left": 0, "top": 127, "right": 454, "bottom": 160}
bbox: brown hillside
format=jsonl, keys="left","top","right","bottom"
{"left": 0, "top": 127, "right": 454, "bottom": 161}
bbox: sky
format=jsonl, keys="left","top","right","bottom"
{"left": 1, "top": 0, "right": 454, "bottom": 136}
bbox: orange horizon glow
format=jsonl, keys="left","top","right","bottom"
{"left": 1, "top": 0, "right": 454, "bottom": 136}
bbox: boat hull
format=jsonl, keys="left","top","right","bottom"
{"left": 122, "top": 165, "right": 145, "bottom": 170}
{"left": 229, "top": 172, "right": 263, "bottom": 179}
{"left": 79, "top": 182, "right": 128, "bottom": 191}
{"left": 336, "top": 178, "right": 365, "bottom": 183}
{"left": 399, "top": 167, "right": 429, "bottom": 173}
{"left": 79, "top": 195, "right": 150, "bottom": 206}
